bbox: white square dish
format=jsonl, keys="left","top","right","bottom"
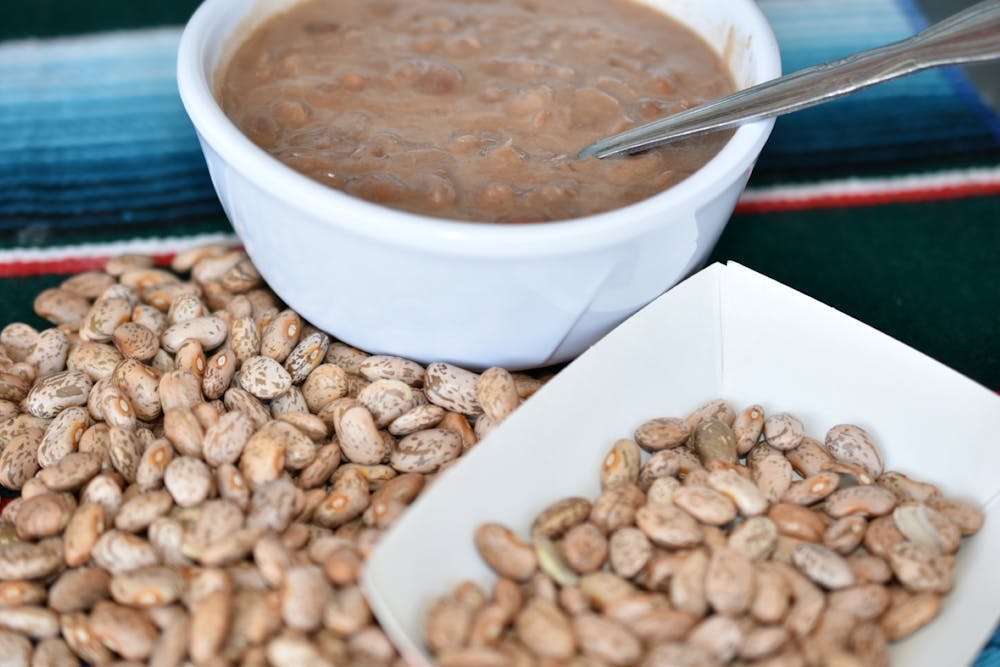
{"left": 363, "top": 262, "right": 1000, "bottom": 667}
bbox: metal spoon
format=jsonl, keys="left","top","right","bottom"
{"left": 579, "top": 0, "right": 1000, "bottom": 159}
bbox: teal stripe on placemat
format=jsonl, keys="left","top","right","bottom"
{"left": 0, "top": 154, "right": 208, "bottom": 186}
{"left": 4, "top": 172, "right": 212, "bottom": 203}
{"left": 979, "top": 643, "right": 1000, "bottom": 667}
{"left": 1, "top": 144, "right": 200, "bottom": 166}
{"left": 0, "top": 111, "right": 196, "bottom": 152}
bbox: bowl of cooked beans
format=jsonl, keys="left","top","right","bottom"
{"left": 177, "top": 0, "right": 781, "bottom": 368}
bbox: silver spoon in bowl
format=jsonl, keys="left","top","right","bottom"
{"left": 579, "top": 0, "right": 1000, "bottom": 159}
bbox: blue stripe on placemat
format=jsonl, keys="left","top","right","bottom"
{"left": 0, "top": 154, "right": 207, "bottom": 187}
{"left": 755, "top": 0, "right": 1000, "bottom": 170}
{"left": 1, "top": 139, "right": 202, "bottom": 164}
{"left": 0, "top": 201, "right": 223, "bottom": 229}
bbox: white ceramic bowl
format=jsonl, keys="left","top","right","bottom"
{"left": 177, "top": 0, "right": 781, "bottom": 369}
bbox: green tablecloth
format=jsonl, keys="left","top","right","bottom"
{"left": 1, "top": 0, "right": 998, "bottom": 663}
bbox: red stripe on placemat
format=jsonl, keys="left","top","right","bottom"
{"left": 0, "top": 253, "right": 177, "bottom": 279}
{"left": 735, "top": 181, "right": 1000, "bottom": 214}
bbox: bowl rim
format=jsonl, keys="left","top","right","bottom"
{"left": 177, "top": 0, "right": 781, "bottom": 258}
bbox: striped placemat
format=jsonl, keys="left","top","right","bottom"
{"left": 0, "top": 0, "right": 998, "bottom": 661}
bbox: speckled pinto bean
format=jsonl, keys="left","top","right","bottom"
{"left": 634, "top": 417, "right": 690, "bottom": 451}
{"left": 388, "top": 403, "right": 446, "bottom": 437}
{"left": 685, "top": 399, "right": 737, "bottom": 431}
{"left": 732, "top": 404, "right": 765, "bottom": 455}
{"left": 357, "top": 379, "right": 415, "bottom": 429}
{"left": 61, "top": 270, "right": 115, "bottom": 299}
{"left": 359, "top": 354, "right": 425, "bottom": 386}
{"left": 225, "top": 386, "right": 271, "bottom": 430}
{"left": 768, "top": 502, "right": 828, "bottom": 542}
{"left": 163, "top": 456, "right": 212, "bottom": 507}
{"left": 708, "top": 468, "right": 769, "bottom": 517}
{"left": 747, "top": 445, "right": 793, "bottom": 504}
{"left": 80, "top": 298, "right": 132, "bottom": 343}
{"left": 337, "top": 405, "right": 391, "bottom": 465}
{"left": 229, "top": 315, "right": 261, "bottom": 366}
{"left": 0, "top": 373, "right": 31, "bottom": 404}
{"left": 824, "top": 485, "right": 897, "bottom": 519}
{"left": 532, "top": 498, "right": 592, "bottom": 540}
{"left": 258, "top": 308, "right": 301, "bottom": 363}
{"left": 554, "top": 523, "right": 606, "bottom": 578}
{"left": 0, "top": 428, "right": 45, "bottom": 490}
{"left": 823, "top": 515, "right": 868, "bottom": 555}
{"left": 426, "top": 398, "right": 983, "bottom": 666}
{"left": 475, "top": 524, "right": 537, "bottom": 582}
{"left": 27, "top": 328, "right": 70, "bottom": 380}
{"left": 791, "top": 543, "right": 855, "bottom": 590}
{"left": 14, "top": 492, "right": 75, "bottom": 540}
{"left": 672, "top": 485, "right": 736, "bottom": 526}
{"left": 113, "top": 359, "right": 162, "bottom": 421}
{"left": 24, "top": 371, "right": 92, "bottom": 419}
{"left": 34, "top": 288, "right": 91, "bottom": 328}
{"left": 635, "top": 502, "right": 702, "bottom": 549}
{"left": 825, "top": 423, "right": 885, "bottom": 480}
{"left": 390, "top": 427, "right": 463, "bottom": 473}
{"left": 112, "top": 321, "right": 159, "bottom": 361}
{"left": 202, "top": 410, "right": 255, "bottom": 466}
{"left": 172, "top": 338, "right": 207, "bottom": 379}
{"left": 474, "top": 367, "right": 520, "bottom": 424}
{"left": 763, "top": 413, "right": 805, "bottom": 451}
{"left": 283, "top": 331, "right": 329, "bottom": 384}
{"left": 239, "top": 355, "right": 293, "bottom": 400}
{"left": 425, "top": 362, "right": 481, "bottom": 415}
{"left": 600, "top": 439, "right": 642, "bottom": 490}
{"left": 37, "top": 451, "right": 102, "bottom": 492}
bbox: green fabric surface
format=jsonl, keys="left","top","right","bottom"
{"left": 0, "top": 275, "right": 65, "bottom": 331}
{"left": 711, "top": 197, "right": 1000, "bottom": 389}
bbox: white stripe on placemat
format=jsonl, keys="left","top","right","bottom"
{"left": 737, "top": 166, "right": 1000, "bottom": 212}
{"left": 0, "top": 232, "right": 239, "bottom": 263}
{"left": 0, "top": 232, "right": 240, "bottom": 277}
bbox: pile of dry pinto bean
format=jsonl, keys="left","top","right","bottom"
{"left": 425, "top": 401, "right": 984, "bottom": 667}
{"left": 0, "top": 245, "right": 549, "bottom": 666}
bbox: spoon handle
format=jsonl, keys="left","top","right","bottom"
{"left": 580, "top": 0, "right": 1000, "bottom": 159}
